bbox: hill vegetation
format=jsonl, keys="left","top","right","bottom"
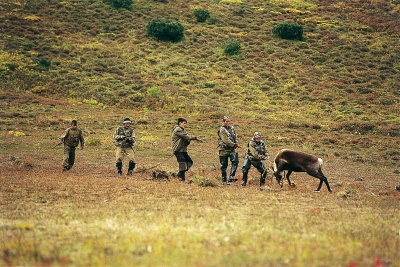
{"left": 0, "top": 0, "right": 399, "bottom": 166}
{"left": 0, "top": 0, "right": 399, "bottom": 266}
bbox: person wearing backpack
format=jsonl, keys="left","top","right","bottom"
{"left": 217, "top": 116, "right": 242, "bottom": 185}
{"left": 60, "top": 120, "right": 85, "bottom": 171}
{"left": 241, "top": 131, "right": 269, "bottom": 187}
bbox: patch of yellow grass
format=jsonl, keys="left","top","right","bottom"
{"left": 23, "top": 15, "right": 40, "bottom": 21}
{"left": 8, "top": 130, "right": 26, "bottom": 137}
{"left": 221, "top": 0, "right": 243, "bottom": 4}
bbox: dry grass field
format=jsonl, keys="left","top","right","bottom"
{"left": 1, "top": 95, "right": 399, "bottom": 266}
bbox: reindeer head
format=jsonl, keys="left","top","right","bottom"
{"left": 270, "top": 166, "right": 283, "bottom": 187}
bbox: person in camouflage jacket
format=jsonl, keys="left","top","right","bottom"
{"left": 218, "top": 116, "right": 242, "bottom": 184}
{"left": 241, "top": 131, "right": 269, "bottom": 187}
{"left": 60, "top": 120, "right": 84, "bottom": 171}
{"left": 171, "top": 117, "right": 199, "bottom": 182}
{"left": 113, "top": 117, "right": 136, "bottom": 176}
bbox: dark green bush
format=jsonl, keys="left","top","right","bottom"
{"left": 36, "top": 57, "right": 51, "bottom": 71}
{"left": 105, "top": 0, "right": 133, "bottom": 10}
{"left": 272, "top": 22, "right": 303, "bottom": 40}
{"left": 222, "top": 38, "right": 241, "bottom": 56}
{"left": 146, "top": 18, "right": 184, "bottom": 42}
{"left": 193, "top": 8, "right": 210, "bottom": 23}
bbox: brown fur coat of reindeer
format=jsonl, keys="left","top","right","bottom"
{"left": 272, "top": 149, "right": 332, "bottom": 192}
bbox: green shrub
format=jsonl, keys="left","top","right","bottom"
{"left": 146, "top": 86, "right": 161, "bottom": 99}
{"left": 35, "top": 57, "right": 51, "bottom": 71}
{"left": 105, "top": 0, "right": 133, "bottom": 10}
{"left": 222, "top": 38, "right": 241, "bottom": 56}
{"left": 146, "top": 18, "right": 184, "bottom": 42}
{"left": 272, "top": 22, "right": 303, "bottom": 40}
{"left": 193, "top": 8, "right": 210, "bottom": 23}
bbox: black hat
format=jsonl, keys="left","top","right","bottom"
{"left": 123, "top": 118, "right": 132, "bottom": 124}
{"left": 177, "top": 118, "right": 187, "bottom": 124}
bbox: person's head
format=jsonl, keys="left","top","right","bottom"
{"left": 123, "top": 118, "right": 132, "bottom": 128}
{"left": 177, "top": 117, "right": 187, "bottom": 128}
{"left": 253, "top": 131, "right": 262, "bottom": 142}
{"left": 223, "top": 116, "right": 231, "bottom": 126}
{"left": 71, "top": 120, "right": 77, "bottom": 129}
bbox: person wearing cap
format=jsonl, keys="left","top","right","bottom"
{"left": 172, "top": 117, "right": 200, "bottom": 182}
{"left": 217, "top": 116, "right": 242, "bottom": 184}
{"left": 241, "top": 131, "right": 269, "bottom": 187}
{"left": 113, "top": 118, "right": 136, "bottom": 176}
{"left": 60, "top": 120, "right": 85, "bottom": 171}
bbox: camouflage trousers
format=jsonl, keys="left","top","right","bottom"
{"left": 115, "top": 146, "right": 135, "bottom": 163}
{"left": 63, "top": 145, "right": 76, "bottom": 169}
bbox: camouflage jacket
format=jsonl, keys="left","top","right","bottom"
{"left": 60, "top": 127, "right": 84, "bottom": 147}
{"left": 113, "top": 126, "right": 136, "bottom": 148}
{"left": 245, "top": 138, "right": 269, "bottom": 161}
{"left": 171, "top": 125, "right": 196, "bottom": 152}
{"left": 218, "top": 125, "right": 238, "bottom": 151}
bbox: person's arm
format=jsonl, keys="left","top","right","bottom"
{"left": 219, "top": 128, "right": 237, "bottom": 148}
{"left": 113, "top": 127, "right": 125, "bottom": 140}
{"left": 130, "top": 129, "right": 136, "bottom": 143}
{"left": 60, "top": 128, "right": 69, "bottom": 143}
{"left": 175, "top": 127, "right": 197, "bottom": 141}
{"left": 79, "top": 129, "right": 85, "bottom": 149}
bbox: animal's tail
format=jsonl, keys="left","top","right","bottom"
{"left": 318, "top": 158, "right": 323, "bottom": 168}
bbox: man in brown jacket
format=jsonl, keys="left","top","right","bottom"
{"left": 60, "top": 120, "right": 84, "bottom": 171}
{"left": 171, "top": 118, "right": 199, "bottom": 182}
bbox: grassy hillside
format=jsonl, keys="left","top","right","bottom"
{"left": 1, "top": 0, "right": 399, "bottom": 111}
{"left": 0, "top": 0, "right": 399, "bottom": 266}
{"left": 0, "top": 0, "right": 399, "bottom": 166}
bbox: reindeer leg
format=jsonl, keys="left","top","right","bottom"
{"left": 315, "top": 179, "right": 323, "bottom": 192}
{"left": 307, "top": 169, "right": 324, "bottom": 192}
{"left": 274, "top": 165, "right": 284, "bottom": 187}
{"left": 286, "top": 170, "right": 295, "bottom": 186}
{"left": 279, "top": 171, "right": 284, "bottom": 187}
{"left": 308, "top": 168, "right": 332, "bottom": 192}
{"left": 319, "top": 169, "right": 332, "bottom": 192}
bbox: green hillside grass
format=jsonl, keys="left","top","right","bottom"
{"left": 0, "top": 0, "right": 399, "bottom": 166}
{"left": 1, "top": 0, "right": 399, "bottom": 113}
{"left": 0, "top": 1, "right": 399, "bottom": 266}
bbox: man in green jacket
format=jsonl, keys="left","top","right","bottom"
{"left": 172, "top": 118, "right": 199, "bottom": 182}
{"left": 218, "top": 116, "right": 241, "bottom": 184}
{"left": 60, "top": 120, "right": 85, "bottom": 171}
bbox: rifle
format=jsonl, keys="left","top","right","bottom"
{"left": 195, "top": 137, "right": 205, "bottom": 143}
{"left": 53, "top": 141, "right": 63, "bottom": 148}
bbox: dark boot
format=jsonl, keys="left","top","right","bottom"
{"left": 177, "top": 171, "right": 185, "bottom": 182}
{"left": 242, "top": 171, "right": 248, "bottom": 186}
{"left": 260, "top": 173, "right": 266, "bottom": 187}
{"left": 260, "top": 169, "right": 268, "bottom": 186}
{"left": 116, "top": 162, "right": 122, "bottom": 176}
{"left": 228, "top": 164, "right": 238, "bottom": 182}
{"left": 127, "top": 161, "right": 135, "bottom": 175}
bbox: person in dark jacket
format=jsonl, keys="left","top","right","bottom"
{"left": 171, "top": 118, "right": 200, "bottom": 182}
{"left": 60, "top": 120, "right": 84, "bottom": 171}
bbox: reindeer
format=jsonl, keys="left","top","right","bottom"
{"left": 272, "top": 149, "right": 332, "bottom": 192}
